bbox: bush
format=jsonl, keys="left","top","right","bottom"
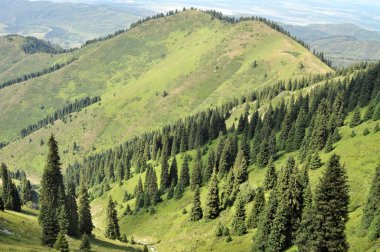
{"left": 363, "top": 128, "right": 370, "bottom": 136}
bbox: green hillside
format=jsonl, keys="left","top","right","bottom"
{"left": 0, "top": 10, "right": 331, "bottom": 180}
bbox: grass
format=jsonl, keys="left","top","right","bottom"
{"left": 0, "top": 207, "right": 142, "bottom": 251}
{"left": 0, "top": 10, "right": 331, "bottom": 181}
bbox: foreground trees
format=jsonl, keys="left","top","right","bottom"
{"left": 78, "top": 179, "right": 93, "bottom": 235}
{"left": 105, "top": 197, "right": 120, "bottom": 240}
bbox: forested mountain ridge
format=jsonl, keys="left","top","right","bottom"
{"left": 0, "top": 10, "right": 331, "bottom": 180}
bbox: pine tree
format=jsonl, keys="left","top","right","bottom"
{"left": 203, "top": 149, "right": 215, "bottom": 183}
{"left": 246, "top": 187, "right": 265, "bottom": 229}
{"left": 362, "top": 165, "right": 380, "bottom": 229}
{"left": 263, "top": 159, "right": 277, "bottom": 190}
{"left": 233, "top": 149, "right": 248, "bottom": 185}
{"left": 169, "top": 156, "right": 178, "bottom": 186}
{"left": 39, "top": 135, "right": 67, "bottom": 247}
{"left": 134, "top": 177, "right": 144, "bottom": 209}
{"left": 204, "top": 170, "right": 220, "bottom": 219}
{"left": 105, "top": 197, "right": 120, "bottom": 240}
{"left": 324, "top": 135, "right": 334, "bottom": 153}
{"left": 373, "top": 103, "right": 380, "bottom": 121}
{"left": 1, "top": 163, "right": 9, "bottom": 205}
{"left": 21, "top": 176, "right": 33, "bottom": 204}
{"left": 350, "top": 107, "right": 362, "bottom": 127}
{"left": 191, "top": 149, "right": 202, "bottom": 190}
{"left": 80, "top": 234, "right": 91, "bottom": 251}
{"left": 231, "top": 194, "right": 246, "bottom": 236}
{"left": 66, "top": 183, "right": 78, "bottom": 237}
{"left": 364, "top": 101, "right": 375, "bottom": 121}
{"left": 314, "top": 154, "right": 349, "bottom": 252}
{"left": 5, "top": 178, "right": 22, "bottom": 212}
{"left": 368, "top": 208, "right": 380, "bottom": 240}
{"left": 179, "top": 155, "right": 190, "bottom": 188}
{"left": 53, "top": 231, "right": 69, "bottom": 252}
{"left": 78, "top": 179, "right": 93, "bottom": 235}
{"left": 160, "top": 153, "right": 170, "bottom": 191}
{"left": 190, "top": 187, "right": 203, "bottom": 221}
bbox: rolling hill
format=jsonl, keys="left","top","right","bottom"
{"left": 0, "top": 10, "right": 331, "bottom": 181}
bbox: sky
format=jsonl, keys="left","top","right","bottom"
{"left": 31, "top": 0, "right": 380, "bottom": 30}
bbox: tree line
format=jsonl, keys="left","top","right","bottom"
{"left": 21, "top": 96, "right": 101, "bottom": 138}
{"left": 0, "top": 58, "right": 77, "bottom": 90}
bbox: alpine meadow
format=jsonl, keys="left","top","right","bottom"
{"left": 0, "top": 4, "right": 379, "bottom": 252}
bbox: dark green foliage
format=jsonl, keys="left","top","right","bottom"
{"left": 21, "top": 176, "right": 33, "bottom": 204}
{"left": 233, "top": 149, "right": 248, "bottom": 185}
{"left": 66, "top": 183, "right": 79, "bottom": 237}
{"left": 144, "top": 166, "right": 159, "bottom": 206}
{"left": 5, "top": 178, "right": 22, "bottom": 212}
{"left": 134, "top": 178, "right": 144, "bottom": 210}
{"left": 143, "top": 245, "right": 149, "bottom": 252}
{"left": 362, "top": 165, "right": 380, "bottom": 230}
{"left": 314, "top": 154, "right": 349, "bottom": 252}
{"left": 264, "top": 159, "right": 277, "bottom": 190}
{"left": 374, "top": 123, "right": 380, "bottom": 132}
{"left": 324, "top": 135, "right": 334, "bottom": 153}
{"left": 231, "top": 194, "right": 246, "bottom": 236}
{"left": 350, "top": 107, "right": 362, "bottom": 128}
{"left": 364, "top": 102, "right": 375, "bottom": 121}
{"left": 180, "top": 155, "right": 190, "bottom": 188}
{"left": 79, "top": 234, "right": 91, "bottom": 251}
{"left": 53, "top": 231, "right": 69, "bottom": 252}
{"left": 0, "top": 197, "right": 3, "bottom": 211}
{"left": 123, "top": 204, "right": 132, "bottom": 216}
{"left": 105, "top": 197, "right": 120, "bottom": 240}
{"left": 309, "top": 152, "right": 323, "bottom": 170}
{"left": 246, "top": 187, "right": 265, "bottom": 229}
{"left": 1, "top": 163, "right": 9, "bottom": 204}
{"left": 191, "top": 149, "right": 203, "bottom": 190}
{"left": 204, "top": 171, "right": 220, "bottom": 220}
{"left": 78, "top": 179, "right": 93, "bottom": 235}
{"left": 39, "top": 135, "right": 67, "bottom": 247}
{"left": 368, "top": 209, "right": 380, "bottom": 240}
{"left": 190, "top": 187, "right": 203, "bottom": 221}
{"left": 160, "top": 153, "right": 170, "bottom": 191}
{"left": 169, "top": 156, "right": 178, "bottom": 186}
{"left": 22, "top": 36, "right": 60, "bottom": 54}
{"left": 215, "top": 221, "right": 223, "bottom": 237}
{"left": 203, "top": 149, "right": 215, "bottom": 183}
{"left": 373, "top": 103, "right": 380, "bottom": 121}
{"left": 363, "top": 128, "right": 370, "bottom": 136}
{"left": 350, "top": 130, "right": 356, "bottom": 137}
{"left": 21, "top": 96, "right": 100, "bottom": 138}
{"left": 167, "top": 182, "right": 175, "bottom": 200}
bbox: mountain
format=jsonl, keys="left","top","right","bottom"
{"left": 0, "top": 0, "right": 149, "bottom": 48}
{"left": 0, "top": 10, "right": 331, "bottom": 180}
{"left": 284, "top": 23, "right": 380, "bottom": 67}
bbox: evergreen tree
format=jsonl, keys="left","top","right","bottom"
{"left": 246, "top": 187, "right": 265, "bottom": 229}
{"left": 1, "top": 163, "right": 9, "bottom": 205}
{"left": 309, "top": 153, "right": 322, "bottom": 170}
{"left": 324, "top": 135, "right": 334, "bottom": 153}
{"left": 167, "top": 181, "right": 175, "bottom": 200}
{"left": 78, "top": 179, "right": 93, "bottom": 235}
{"left": 314, "top": 154, "right": 349, "bottom": 252}
{"left": 368, "top": 209, "right": 380, "bottom": 240}
{"left": 191, "top": 149, "right": 202, "bottom": 190}
{"left": 233, "top": 149, "right": 248, "bottom": 185}
{"left": 203, "top": 149, "right": 215, "bottom": 183}
{"left": 21, "top": 177, "right": 33, "bottom": 204}
{"left": 169, "top": 156, "right": 178, "bottom": 186}
{"left": 80, "top": 234, "right": 91, "bottom": 251}
{"left": 190, "top": 187, "right": 203, "bottom": 221}
{"left": 350, "top": 107, "right": 362, "bottom": 127}
{"left": 362, "top": 165, "right": 380, "bottom": 229}
{"left": 179, "top": 155, "right": 190, "bottom": 188}
{"left": 263, "top": 159, "right": 277, "bottom": 190}
{"left": 134, "top": 177, "right": 144, "bottom": 209}
{"left": 5, "top": 178, "right": 22, "bottom": 212}
{"left": 204, "top": 170, "right": 220, "bottom": 219}
{"left": 160, "top": 154, "right": 170, "bottom": 191}
{"left": 39, "top": 135, "right": 67, "bottom": 247}
{"left": 105, "top": 197, "right": 120, "bottom": 240}
{"left": 231, "top": 194, "right": 246, "bottom": 236}
{"left": 364, "top": 101, "right": 375, "bottom": 121}
{"left": 66, "top": 183, "right": 79, "bottom": 237}
{"left": 373, "top": 103, "right": 380, "bottom": 121}
{"left": 53, "top": 231, "right": 69, "bottom": 252}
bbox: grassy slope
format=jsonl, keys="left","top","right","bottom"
{"left": 0, "top": 10, "right": 331, "bottom": 180}
{"left": 0, "top": 207, "right": 142, "bottom": 251}
{"left": 0, "top": 35, "right": 71, "bottom": 83}
{"left": 90, "top": 104, "right": 380, "bottom": 252}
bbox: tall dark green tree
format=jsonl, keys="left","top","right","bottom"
{"left": 191, "top": 149, "right": 203, "bottom": 190}
{"left": 80, "top": 234, "right": 91, "bottom": 252}
{"left": 160, "top": 153, "right": 170, "bottom": 191}
{"left": 314, "top": 154, "right": 349, "bottom": 252}
{"left": 263, "top": 159, "right": 277, "bottom": 190}
{"left": 169, "top": 156, "right": 178, "bottom": 186}
{"left": 179, "top": 155, "right": 190, "bottom": 188}
{"left": 204, "top": 170, "right": 220, "bottom": 220}
{"left": 1, "top": 163, "right": 9, "bottom": 204}
{"left": 66, "top": 183, "right": 79, "bottom": 237}
{"left": 78, "top": 179, "right": 93, "bottom": 235}
{"left": 105, "top": 197, "right": 120, "bottom": 240}
{"left": 362, "top": 165, "right": 380, "bottom": 230}
{"left": 5, "top": 178, "right": 22, "bottom": 212}
{"left": 231, "top": 194, "right": 246, "bottom": 236}
{"left": 39, "top": 135, "right": 67, "bottom": 247}
{"left": 350, "top": 107, "right": 362, "bottom": 128}
{"left": 21, "top": 176, "right": 33, "bottom": 204}
{"left": 53, "top": 230, "right": 69, "bottom": 252}
{"left": 0, "top": 197, "right": 4, "bottom": 211}
{"left": 246, "top": 187, "right": 265, "bottom": 229}
{"left": 190, "top": 187, "right": 203, "bottom": 221}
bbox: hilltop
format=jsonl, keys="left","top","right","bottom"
{"left": 0, "top": 10, "right": 331, "bottom": 180}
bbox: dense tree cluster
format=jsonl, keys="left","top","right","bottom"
{"left": 0, "top": 163, "right": 22, "bottom": 212}
{"left": 21, "top": 96, "right": 101, "bottom": 138}
{"left": 0, "top": 58, "right": 77, "bottom": 90}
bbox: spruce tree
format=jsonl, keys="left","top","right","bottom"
{"left": 169, "top": 156, "right": 178, "bottom": 186}
{"left": 364, "top": 101, "right": 375, "bottom": 121}
{"left": 78, "top": 179, "right": 93, "bottom": 235}
{"left": 66, "top": 183, "right": 79, "bottom": 237}
{"left": 39, "top": 135, "right": 67, "bottom": 247}
{"left": 1, "top": 163, "right": 9, "bottom": 204}
{"left": 190, "top": 187, "right": 203, "bottom": 221}
{"left": 350, "top": 107, "right": 362, "bottom": 127}
{"left": 373, "top": 103, "right": 380, "bottom": 121}
{"left": 191, "top": 149, "right": 202, "bottom": 190}
{"left": 5, "top": 178, "right": 22, "bottom": 212}
{"left": 53, "top": 230, "right": 69, "bottom": 252}
{"left": 246, "top": 187, "right": 265, "bottom": 229}
{"left": 362, "top": 165, "right": 380, "bottom": 229}
{"left": 179, "top": 155, "right": 190, "bottom": 188}
{"left": 324, "top": 135, "right": 334, "bottom": 153}
{"left": 309, "top": 152, "right": 323, "bottom": 170}
{"left": 314, "top": 154, "right": 349, "bottom": 252}
{"left": 368, "top": 208, "right": 380, "bottom": 240}
{"left": 21, "top": 177, "right": 33, "bottom": 204}
{"left": 0, "top": 197, "right": 3, "bottom": 211}
{"left": 160, "top": 153, "right": 170, "bottom": 191}
{"left": 105, "top": 197, "right": 120, "bottom": 240}
{"left": 204, "top": 170, "right": 220, "bottom": 219}
{"left": 203, "top": 149, "right": 215, "bottom": 183}
{"left": 80, "top": 234, "right": 91, "bottom": 251}
{"left": 233, "top": 149, "right": 248, "bottom": 185}
{"left": 231, "top": 194, "right": 247, "bottom": 236}
{"left": 263, "top": 159, "right": 277, "bottom": 190}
